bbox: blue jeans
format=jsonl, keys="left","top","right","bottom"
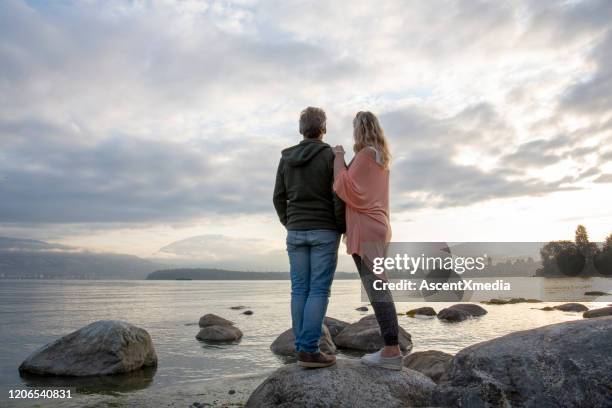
{"left": 287, "top": 229, "right": 340, "bottom": 353}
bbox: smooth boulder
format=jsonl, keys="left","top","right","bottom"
{"left": 334, "top": 315, "right": 412, "bottom": 352}
{"left": 270, "top": 326, "right": 336, "bottom": 356}
{"left": 245, "top": 359, "right": 435, "bottom": 408}
{"left": 434, "top": 317, "right": 612, "bottom": 407}
{"left": 406, "top": 307, "right": 437, "bottom": 317}
{"left": 403, "top": 350, "right": 453, "bottom": 383}
{"left": 198, "top": 314, "right": 234, "bottom": 328}
{"left": 438, "top": 304, "right": 487, "bottom": 322}
{"left": 19, "top": 320, "right": 157, "bottom": 376}
{"left": 196, "top": 325, "right": 243, "bottom": 342}
{"left": 196, "top": 313, "right": 242, "bottom": 342}
{"left": 583, "top": 306, "right": 612, "bottom": 318}
{"left": 323, "top": 316, "right": 349, "bottom": 339}
{"left": 553, "top": 303, "right": 588, "bottom": 312}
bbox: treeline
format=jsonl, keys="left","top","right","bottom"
{"left": 537, "top": 225, "right": 612, "bottom": 276}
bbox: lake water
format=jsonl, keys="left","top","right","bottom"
{"left": 0, "top": 279, "right": 610, "bottom": 407}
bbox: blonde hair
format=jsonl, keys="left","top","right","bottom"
{"left": 353, "top": 111, "right": 391, "bottom": 167}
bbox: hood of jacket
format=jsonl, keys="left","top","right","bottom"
{"left": 282, "top": 139, "right": 330, "bottom": 167}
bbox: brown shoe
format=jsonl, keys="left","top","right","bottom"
{"left": 297, "top": 351, "right": 336, "bottom": 368}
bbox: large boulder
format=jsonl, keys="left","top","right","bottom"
{"left": 270, "top": 326, "right": 336, "bottom": 356}
{"left": 19, "top": 320, "right": 157, "bottom": 376}
{"left": 406, "top": 306, "right": 437, "bottom": 317}
{"left": 403, "top": 350, "right": 453, "bottom": 383}
{"left": 196, "top": 314, "right": 242, "bottom": 342}
{"left": 433, "top": 317, "right": 612, "bottom": 407}
{"left": 583, "top": 306, "right": 612, "bottom": 318}
{"left": 196, "top": 325, "right": 243, "bottom": 342}
{"left": 553, "top": 303, "right": 588, "bottom": 312}
{"left": 438, "top": 304, "right": 487, "bottom": 322}
{"left": 198, "top": 314, "right": 234, "bottom": 327}
{"left": 334, "top": 315, "right": 412, "bottom": 352}
{"left": 323, "top": 316, "right": 350, "bottom": 339}
{"left": 245, "top": 359, "right": 435, "bottom": 408}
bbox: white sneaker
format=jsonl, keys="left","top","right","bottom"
{"left": 360, "top": 349, "right": 403, "bottom": 371}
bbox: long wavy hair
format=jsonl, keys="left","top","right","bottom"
{"left": 352, "top": 111, "right": 391, "bottom": 167}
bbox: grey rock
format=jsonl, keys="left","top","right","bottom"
{"left": 406, "top": 307, "right": 437, "bottom": 317}
{"left": 553, "top": 303, "right": 588, "bottom": 312}
{"left": 242, "top": 310, "right": 254, "bottom": 315}
{"left": 434, "top": 317, "right": 612, "bottom": 408}
{"left": 323, "top": 316, "right": 350, "bottom": 339}
{"left": 245, "top": 359, "right": 435, "bottom": 408}
{"left": 270, "top": 326, "right": 336, "bottom": 356}
{"left": 437, "top": 308, "right": 471, "bottom": 322}
{"left": 583, "top": 306, "right": 612, "bottom": 318}
{"left": 19, "top": 320, "right": 157, "bottom": 376}
{"left": 355, "top": 306, "right": 368, "bottom": 311}
{"left": 196, "top": 325, "right": 243, "bottom": 342}
{"left": 334, "top": 315, "right": 412, "bottom": 352}
{"left": 584, "top": 291, "right": 608, "bottom": 296}
{"left": 403, "top": 350, "right": 453, "bottom": 383}
{"left": 198, "top": 314, "right": 234, "bottom": 328}
{"left": 438, "top": 304, "right": 487, "bottom": 322}
{"left": 230, "top": 306, "right": 247, "bottom": 310}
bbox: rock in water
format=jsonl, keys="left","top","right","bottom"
{"left": 334, "top": 315, "right": 412, "bottom": 352}
{"left": 19, "top": 320, "right": 157, "bottom": 376}
{"left": 437, "top": 308, "right": 471, "bottom": 322}
{"left": 438, "top": 304, "right": 487, "bottom": 322}
{"left": 403, "top": 350, "right": 453, "bottom": 383}
{"left": 245, "top": 359, "right": 435, "bottom": 408}
{"left": 355, "top": 306, "right": 368, "bottom": 311}
{"left": 196, "top": 325, "right": 242, "bottom": 342}
{"left": 553, "top": 303, "right": 588, "bottom": 312}
{"left": 198, "top": 314, "right": 234, "bottom": 327}
{"left": 323, "top": 316, "right": 349, "bottom": 339}
{"left": 406, "top": 307, "right": 437, "bottom": 317}
{"left": 583, "top": 306, "right": 612, "bottom": 318}
{"left": 433, "top": 317, "right": 612, "bottom": 407}
{"left": 270, "top": 326, "right": 336, "bottom": 356}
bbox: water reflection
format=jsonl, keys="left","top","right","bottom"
{"left": 19, "top": 366, "right": 157, "bottom": 394}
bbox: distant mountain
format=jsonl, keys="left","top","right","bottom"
{"left": 0, "top": 236, "right": 161, "bottom": 280}
{"left": 147, "top": 268, "right": 358, "bottom": 280}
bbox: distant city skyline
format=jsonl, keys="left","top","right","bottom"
{"left": 1, "top": 0, "right": 611, "bottom": 271}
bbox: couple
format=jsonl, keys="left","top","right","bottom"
{"left": 273, "top": 107, "right": 401, "bottom": 371}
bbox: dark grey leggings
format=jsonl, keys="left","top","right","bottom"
{"left": 352, "top": 254, "right": 399, "bottom": 346}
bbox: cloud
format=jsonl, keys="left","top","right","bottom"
{"left": 0, "top": 0, "right": 611, "bottom": 234}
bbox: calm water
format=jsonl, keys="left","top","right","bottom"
{"left": 0, "top": 279, "right": 609, "bottom": 407}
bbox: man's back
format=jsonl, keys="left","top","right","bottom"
{"left": 273, "top": 139, "right": 345, "bottom": 232}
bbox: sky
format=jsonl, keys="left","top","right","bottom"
{"left": 1, "top": 0, "right": 611, "bottom": 271}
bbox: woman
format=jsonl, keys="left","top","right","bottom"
{"left": 332, "top": 111, "right": 402, "bottom": 370}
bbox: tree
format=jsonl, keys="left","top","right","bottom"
{"left": 594, "top": 233, "right": 612, "bottom": 276}
{"left": 574, "top": 224, "right": 597, "bottom": 260}
{"left": 604, "top": 234, "right": 612, "bottom": 252}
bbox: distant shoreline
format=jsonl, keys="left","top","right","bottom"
{"left": 146, "top": 268, "right": 358, "bottom": 280}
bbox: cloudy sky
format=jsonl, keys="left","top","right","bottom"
{"left": 1, "top": 0, "right": 611, "bottom": 271}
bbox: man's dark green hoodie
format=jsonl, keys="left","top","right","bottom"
{"left": 273, "top": 139, "right": 346, "bottom": 232}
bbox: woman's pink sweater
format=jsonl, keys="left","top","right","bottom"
{"left": 333, "top": 149, "right": 392, "bottom": 261}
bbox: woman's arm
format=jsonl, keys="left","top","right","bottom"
{"left": 333, "top": 150, "right": 371, "bottom": 209}
{"left": 332, "top": 145, "right": 347, "bottom": 181}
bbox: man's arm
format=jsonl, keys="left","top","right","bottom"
{"left": 331, "top": 151, "right": 346, "bottom": 233}
{"left": 272, "top": 158, "right": 288, "bottom": 226}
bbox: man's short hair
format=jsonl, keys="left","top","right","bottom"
{"left": 299, "top": 107, "right": 326, "bottom": 139}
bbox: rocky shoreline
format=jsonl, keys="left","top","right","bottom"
{"left": 16, "top": 303, "right": 612, "bottom": 407}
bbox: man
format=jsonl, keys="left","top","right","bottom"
{"left": 273, "top": 107, "right": 345, "bottom": 368}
